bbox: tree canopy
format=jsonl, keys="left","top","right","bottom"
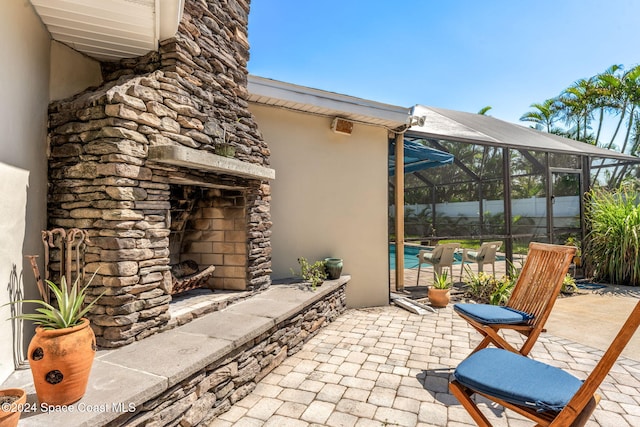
{"left": 520, "top": 64, "right": 640, "bottom": 187}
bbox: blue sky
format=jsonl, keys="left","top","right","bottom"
{"left": 248, "top": 0, "right": 639, "bottom": 128}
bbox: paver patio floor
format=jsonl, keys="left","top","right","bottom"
{"left": 208, "top": 301, "right": 640, "bottom": 427}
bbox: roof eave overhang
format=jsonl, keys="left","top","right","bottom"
{"left": 248, "top": 75, "right": 411, "bottom": 130}
{"left": 30, "top": 0, "right": 184, "bottom": 61}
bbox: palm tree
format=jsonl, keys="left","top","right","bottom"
{"left": 592, "top": 64, "right": 624, "bottom": 145}
{"left": 557, "top": 77, "right": 599, "bottom": 142}
{"left": 617, "top": 65, "right": 640, "bottom": 154}
{"left": 519, "top": 98, "right": 561, "bottom": 133}
{"left": 594, "top": 65, "right": 640, "bottom": 186}
{"left": 593, "top": 65, "right": 640, "bottom": 152}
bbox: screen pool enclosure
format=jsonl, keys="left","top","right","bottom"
{"left": 389, "top": 105, "right": 640, "bottom": 263}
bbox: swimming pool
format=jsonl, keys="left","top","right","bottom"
{"left": 389, "top": 244, "right": 422, "bottom": 269}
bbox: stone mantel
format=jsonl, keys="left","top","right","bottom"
{"left": 148, "top": 145, "right": 276, "bottom": 181}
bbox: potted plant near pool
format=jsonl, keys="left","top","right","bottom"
{"left": 7, "top": 274, "right": 103, "bottom": 406}
{"left": 0, "top": 388, "right": 26, "bottom": 427}
{"left": 428, "top": 271, "right": 451, "bottom": 308}
{"left": 565, "top": 236, "right": 582, "bottom": 267}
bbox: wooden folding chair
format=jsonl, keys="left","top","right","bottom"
{"left": 454, "top": 242, "right": 575, "bottom": 356}
{"left": 450, "top": 299, "right": 640, "bottom": 427}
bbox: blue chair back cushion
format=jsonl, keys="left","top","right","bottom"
{"left": 454, "top": 348, "right": 583, "bottom": 412}
{"left": 453, "top": 303, "right": 534, "bottom": 324}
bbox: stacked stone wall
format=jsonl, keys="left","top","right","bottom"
{"left": 46, "top": 0, "right": 272, "bottom": 347}
{"left": 108, "top": 284, "right": 347, "bottom": 427}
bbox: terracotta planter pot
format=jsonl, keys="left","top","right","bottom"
{"left": 0, "top": 388, "right": 26, "bottom": 427}
{"left": 428, "top": 288, "right": 450, "bottom": 308}
{"left": 28, "top": 318, "right": 96, "bottom": 405}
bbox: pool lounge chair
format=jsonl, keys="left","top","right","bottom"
{"left": 454, "top": 242, "right": 575, "bottom": 356}
{"left": 458, "top": 241, "right": 502, "bottom": 281}
{"left": 416, "top": 243, "right": 460, "bottom": 286}
{"left": 450, "top": 298, "right": 640, "bottom": 427}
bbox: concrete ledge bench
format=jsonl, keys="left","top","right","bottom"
{"left": 2, "top": 276, "right": 349, "bottom": 426}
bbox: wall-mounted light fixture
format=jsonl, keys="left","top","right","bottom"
{"left": 331, "top": 117, "right": 354, "bottom": 135}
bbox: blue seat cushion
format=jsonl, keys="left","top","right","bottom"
{"left": 454, "top": 348, "right": 583, "bottom": 412}
{"left": 454, "top": 303, "right": 534, "bottom": 324}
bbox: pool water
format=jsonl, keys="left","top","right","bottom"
{"left": 389, "top": 245, "right": 422, "bottom": 269}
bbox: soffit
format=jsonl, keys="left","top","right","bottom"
{"left": 248, "top": 75, "right": 411, "bottom": 130}
{"left": 30, "top": 0, "right": 183, "bottom": 61}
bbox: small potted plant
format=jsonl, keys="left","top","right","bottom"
{"left": 323, "top": 257, "right": 343, "bottom": 280}
{"left": 293, "top": 257, "right": 327, "bottom": 290}
{"left": 428, "top": 270, "right": 451, "bottom": 308}
{"left": 562, "top": 273, "right": 578, "bottom": 294}
{"left": 0, "top": 388, "right": 26, "bottom": 427}
{"left": 7, "top": 274, "right": 103, "bottom": 405}
{"left": 565, "top": 236, "right": 582, "bottom": 267}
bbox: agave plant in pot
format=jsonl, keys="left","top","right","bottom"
{"left": 8, "top": 274, "right": 102, "bottom": 406}
{"left": 428, "top": 270, "right": 451, "bottom": 308}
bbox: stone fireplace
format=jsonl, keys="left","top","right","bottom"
{"left": 45, "top": 0, "right": 274, "bottom": 347}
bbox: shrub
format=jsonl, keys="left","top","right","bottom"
{"left": 462, "top": 266, "right": 517, "bottom": 305}
{"left": 585, "top": 182, "right": 640, "bottom": 286}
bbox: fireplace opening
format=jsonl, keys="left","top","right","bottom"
{"left": 168, "top": 184, "right": 248, "bottom": 295}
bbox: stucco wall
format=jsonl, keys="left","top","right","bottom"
{"left": 250, "top": 104, "right": 390, "bottom": 308}
{"left": 0, "top": 1, "right": 51, "bottom": 383}
{"left": 50, "top": 41, "right": 102, "bottom": 101}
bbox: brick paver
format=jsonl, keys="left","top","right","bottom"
{"left": 210, "top": 305, "right": 640, "bottom": 426}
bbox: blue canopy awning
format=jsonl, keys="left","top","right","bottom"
{"left": 389, "top": 140, "right": 454, "bottom": 175}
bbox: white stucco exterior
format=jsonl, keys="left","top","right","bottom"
{"left": 0, "top": 1, "right": 51, "bottom": 383}
{"left": 50, "top": 41, "right": 103, "bottom": 101}
{"left": 0, "top": 3, "right": 103, "bottom": 384}
{"left": 250, "top": 104, "right": 392, "bottom": 308}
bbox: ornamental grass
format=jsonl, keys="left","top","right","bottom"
{"left": 585, "top": 182, "right": 640, "bottom": 286}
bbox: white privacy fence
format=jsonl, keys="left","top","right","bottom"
{"left": 393, "top": 195, "right": 580, "bottom": 229}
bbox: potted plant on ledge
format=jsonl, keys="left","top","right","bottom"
{"left": 7, "top": 274, "right": 103, "bottom": 406}
{"left": 293, "top": 257, "right": 327, "bottom": 291}
{"left": 0, "top": 388, "right": 26, "bottom": 427}
{"left": 428, "top": 271, "right": 451, "bottom": 308}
